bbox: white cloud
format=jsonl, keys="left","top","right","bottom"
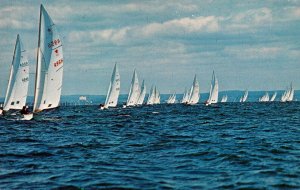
{"left": 0, "top": 6, "right": 35, "bottom": 29}
{"left": 224, "top": 46, "right": 281, "bottom": 60}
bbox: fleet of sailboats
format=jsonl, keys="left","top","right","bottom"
{"left": 0, "top": 4, "right": 298, "bottom": 118}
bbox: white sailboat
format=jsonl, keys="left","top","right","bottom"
{"left": 206, "top": 71, "right": 218, "bottom": 105}
{"left": 187, "top": 75, "right": 200, "bottom": 105}
{"left": 103, "top": 64, "right": 120, "bottom": 109}
{"left": 270, "top": 92, "right": 277, "bottom": 102}
{"left": 259, "top": 92, "right": 270, "bottom": 102}
{"left": 239, "top": 90, "right": 248, "bottom": 102}
{"left": 126, "top": 70, "right": 140, "bottom": 106}
{"left": 147, "top": 85, "right": 155, "bottom": 105}
{"left": 3, "top": 35, "right": 29, "bottom": 111}
{"left": 287, "top": 83, "right": 294, "bottom": 102}
{"left": 167, "top": 92, "right": 176, "bottom": 104}
{"left": 153, "top": 87, "right": 161, "bottom": 104}
{"left": 181, "top": 88, "right": 189, "bottom": 104}
{"left": 33, "top": 5, "right": 64, "bottom": 113}
{"left": 137, "top": 80, "right": 146, "bottom": 105}
{"left": 221, "top": 95, "right": 228, "bottom": 103}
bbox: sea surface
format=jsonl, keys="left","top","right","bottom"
{"left": 0, "top": 102, "right": 299, "bottom": 189}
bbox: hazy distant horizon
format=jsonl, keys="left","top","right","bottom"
{"left": 1, "top": 1, "right": 299, "bottom": 96}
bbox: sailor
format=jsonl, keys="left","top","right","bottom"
{"left": 0, "top": 104, "right": 3, "bottom": 115}
{"left": 99, "top": 104, "right": 104, "bottom": 110}
{"left": 20, "top": 105, "right": 30, "bottom": 115}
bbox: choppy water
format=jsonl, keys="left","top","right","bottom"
{"left": 0, "top": 102, "right": 299, "bottom": 189}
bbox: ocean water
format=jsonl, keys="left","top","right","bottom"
{"left": 0, "top": 102, "right": 299, "bottom": 189}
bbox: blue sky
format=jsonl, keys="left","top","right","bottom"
{"left": 0, "top": 0, "right": 299, "bottom": 96}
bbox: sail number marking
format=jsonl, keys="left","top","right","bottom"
{"left": 54, "top": 59, "right": 63, "bottom": 67}
{"left": 48, "top": 39, "right": 61, "bottom": 48}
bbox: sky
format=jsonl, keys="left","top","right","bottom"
{"left": 0, "top": 0, "right": 299, "bottom": 96}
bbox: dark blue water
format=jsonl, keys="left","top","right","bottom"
{"left": 0, "top": 102, "right": 299, "bottom": 189}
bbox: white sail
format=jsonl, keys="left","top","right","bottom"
{"left": 153, "top": 87, "right": 161, "bottom": 104}
{"left": 147, "top": 85, "right": 155, "bottom": 105}
{"left": 259, "top": 92, "right": 269, "bottom": 102}
{"left": 3, "top": 35, "right": 29, "bottom": 111}
{"left": 240, "top": 90, "right": 248, "bottom": 102}
{"left": 206, "top": 71, "right": 218, "bottom": 105}
{"left": 104, "top": 64, "right": 120, "bottom": 108}
{"left": 181, "top": 88, "right": 189, "bottom": 103}
{"left": 188, "top": 75, "right": 200, "bottom": 105}
{"left": 126, "top": 70, "right": 140, "bottom": 106}
{"left": 287, "top": 83, "right": 294, "bottom": 102}
{"left": 167, "top": 92, "right": 176, "bottom": 104}
{"left": 281, "top": 88, "right": 289, "bottom": 102}
{"left": 137, "top": 80, "right": 146, "bottom": 105}
{"left": 33, "top": 5, "right": 64, "bottom": 112}
{"left": 270, "top": 92, "right": 277, "bottom": 102}
{"left": 221, "top": 95, "right": 227, "bottom": 103}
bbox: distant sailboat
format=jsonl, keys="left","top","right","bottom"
{"left": 206, "top": 71, "right": 218, "bottom": 105}
{"left": 281, "top": 83, "right": 294, "bottom": 102}
{"left": 3, "top": 35, "right": 29, "bottom": 111}
{"left": 167, "top": 92, "right": 176, "bottom": 104}
{"left": 239, "top": 90, "right": 248, "bottom": 102}
{"left": 221, "top": 95, "right": 228, "bottom": 103}
{"left": 137, "top": 80, "right": 146, "bottom": 105}
{"left": 153, "top": 87, "right": 161, "bottom": 104}
{"left": 103, "top": 64, "right": 120, "bottom": 109}
{"left": 187, "top": 75, "right": 200, "bottom": 105}
{"left": 270, "top": 92, "right": 277, "bottom": 102}
{"left": 147, "top": 85, "right": 155, "bottom": 105}
{"left": 181, "top": 88, "right": 189, "bottom": 104}
{"left": 33, "top": 5, "right": 64, "bottom": 113}
{"left": 259, "top": 92, "right": 269, "bottom": 102}
{"left": 126, "top": 70, "right": 140, "bottom": 106}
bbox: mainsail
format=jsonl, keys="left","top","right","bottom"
{"left": 240, "top": 90, "right": 248, "bottom": 102}
{"left": 104, "top": 64, "right": 120, "bottom": 108}
{"left": 126, "top": 70, "right": 140, "bottom": 106}
{"left": 147, "top": 85, "right": 155, "bottom": 105}
{"left": 33, "top": 5, "right": 64, "bottom": 112}
{"left": 153, "top": 87, "right": 160, "bottom": 104}
{"left": 181, "top": 88, "right": 189, "bottom": 103}
{"left": 287, "top": 83, "right": 294, "bottom": 102}
{"left": 188, "top": 75, "right": 200, "bottom": 105}
{"left": 259, "top": 92, "right": 269, "bottom": 102}
{"left": 3, "top": 35, "right": 29, "bottom": 111}
{"left": 270, "top": 92, "right": 277, "bottom": 102}
{"left": 167, "top": 92, "right": 176, "bottom": 104}
{"left": 206, "top": 71, "right": 218, "bottom": 105}
{"left": 137, "top": 80, "right": 146, "bottom": 105}
{"left": 221, "top": 95, "right": 228, "bottom": 103}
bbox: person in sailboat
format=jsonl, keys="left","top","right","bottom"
{"left": 0, "top": 104, "right": 3, "bottom": 115}
{"left": 99, "top": 104, "right": 104, "bottom": 110}
{"left": 20, "top": 105, "right": 30, "bottom": 115}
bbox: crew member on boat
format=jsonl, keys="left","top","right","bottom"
{"left": 20, "top": 106, "right": 30, "bottom": 115}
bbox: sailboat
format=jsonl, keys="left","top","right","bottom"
{"left": 137, "top": 80, "right": 146, "bottom": 105}
{"left": 126, "top": 70, "right": 140, "bottom": 107}
{"left": 153, "top": 87, "right": 161, "bottom": 104}
{"left": 259, "top": 92, "right": 269, "bottom": 102}
{"left": 239, "top": 90, "right": 248, "bottom": 102}
{"left": 102, "top": 64, "right": 120, "bottom": 109}
{"left": 33, "top": 4, "right": 64, "bottom": 114}
{"left": 147, "top": 85, "right": 155, "bottom": 105}
{"left": 3, "top": 35, "right": 29, "bottom": 112}
{"left": 181, "top": 88, "right": 189, "bottom": 104}
{"left": 287, "top": 83, "right": 294, "bottom": 102}
{"left": 206, "top": 71, "right": 218, "bottom": 105}
{"left": 187, "top": 75, "right": 200, "bottom": 105}
{"left": 167, "top": 92, "right": 176, "bottom": 104}
{"left": 220, "top": 95, "right": 228, "bottom": 103}
{"left": 270, "top": 92, "right": 277, "bottom": 102}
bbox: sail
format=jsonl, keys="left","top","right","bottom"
{"left": 181, "top": 88, "right": 189, "bottom": 103}
{"left": 188, "top": 75, "right": 200, "bottom": 105}
{"left": 33, "top": 5, "right": 64, "bottom": 112}
{"left": 207, "top": 71, "right": 218, "bottom": 104}
{"left": 259, "top": 92, "right": 269, "bottom": 102}
{"left": 270, "top": 92, "right": 277, "bottom": 102}
{"left": 104, "top": 64, "right": 120, "bottom": 108}
{"left": 287, "top": 83, "right": 294, "bottom": 102}
{"left": 167, "top": 92, "right": 176, "bottom": 104}
{"left": 221, "top": 95, "right": 227, "bottom": 103}
{"left": 126, "top": 70, "right": 140, "bottom": 106}
{"left": 147, "top": 85, "right": 155, "bottom": 105}
{"left": 3, "top": 35, "right": 29, "bottom": 111}
{"left": 240, "top": 90, "right": 248, "bottom": 102}
{"left": 281, "top": 88, "right": 289, "bottom": 102}
{"left": 137, "top": 80, "right": 146, "bottom": 105}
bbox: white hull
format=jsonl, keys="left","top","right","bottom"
{"left": 22, "top": 113, "right": 33, "bottom": 120}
